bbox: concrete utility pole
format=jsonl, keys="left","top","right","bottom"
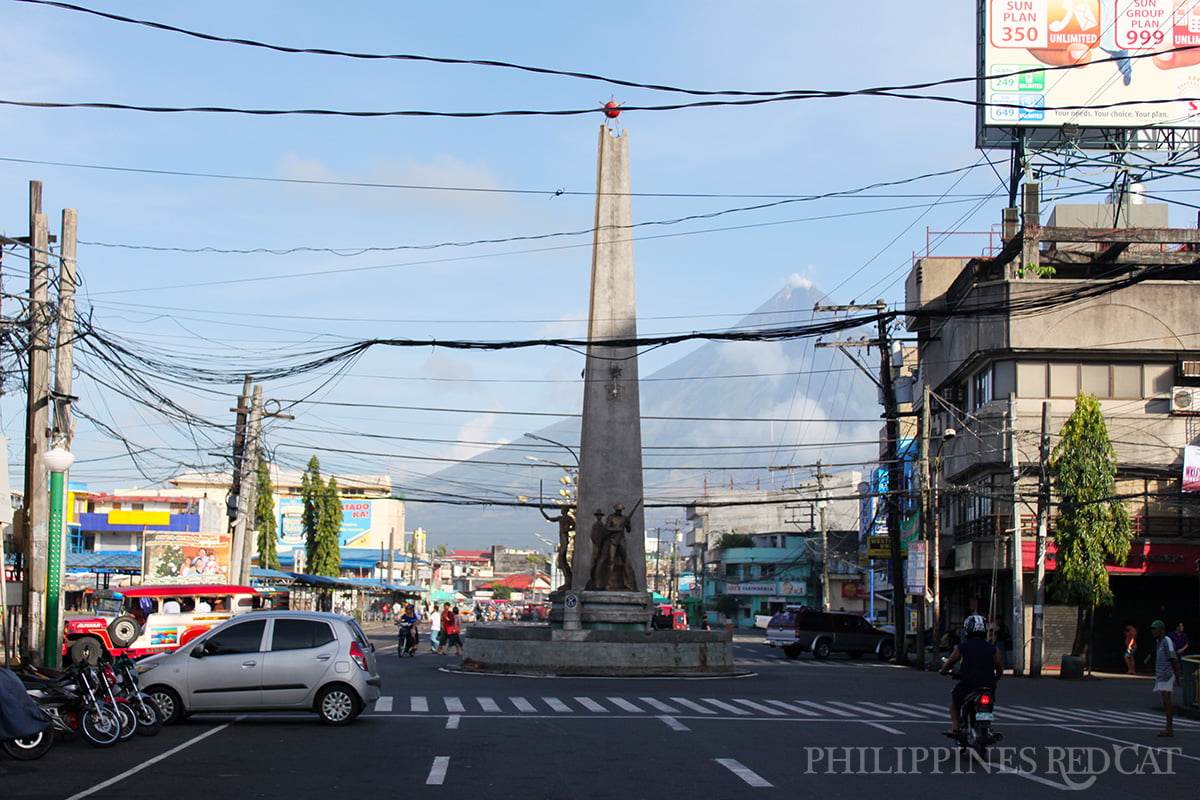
{"left": 917, "top": 383, "right": 931, "bottom": 669}
{"left": 235, "top": 385, "right": 263, "bottom": 584}
{"left": 22, "top": 181, "right": 51, "bottom": 663}
{"left": 816, "top": 462, "right": 830, "bottom": 612}
{"left": 227, "top": 378, "right": 253, "bottom": 585}
{"left": 1030, "top": 401, "right": 1051, "bottom": 676}
{"left": 878, "top": 317, "right": 905, "bottom": 664}
{"left": 1009, "top": 395, "right": 1026, "bottom": 676}
{"left": 52, "top": 208, "right": 77, "bottom": 450}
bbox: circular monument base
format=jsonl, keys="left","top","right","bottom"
{"left": 457, "top": 625, "right": 739, "bottom": 677}
{"left": 548, "top": 589, "right": 652, "bottom": 630}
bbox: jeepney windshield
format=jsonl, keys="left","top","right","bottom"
{"left": 96, "top": 596, "right": 124, "bottom": 615}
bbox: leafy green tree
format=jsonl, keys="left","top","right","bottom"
{"left": 302, "top": 457, "right": 341, "bottom": 577}
{"left": 716, "top": 533, "right": 754, "bottom": 550}
{"left": 491, "top": 585, "right": 513, "bottom": 600}
{"left": 254, "top": 461, "right": 281, "bottom": 570}
{"left": 1049, "top": 393, "right": 1133, "bottom": 657}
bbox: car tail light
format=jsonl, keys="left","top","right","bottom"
{"left": 349, "top": 641, "right": 369, "bottom": 671}
{"left": 980, "top": 693, "right": 992, "bottom": 706}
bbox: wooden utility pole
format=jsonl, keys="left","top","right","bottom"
{"left": 1030, "top": 401, "right": 1051, "bottom": 676}
{"left": 227, "top": 377, "right": 252, "bottom": 585}
{"left": 877, "top": 316, "right": 905, "bottom": 665}
{"left": 235, "top": 385, "right": 263, "bottom": 584}
{"left": 21, "top": 181, "right": 51, "bottom": 663}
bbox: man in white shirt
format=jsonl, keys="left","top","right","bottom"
{"left": 429, "top": 603, "right": 443, "bottom": 654}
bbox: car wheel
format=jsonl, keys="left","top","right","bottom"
{"left": 146, "top": 685, "right": 184, "bottom": 726}
{"left": 812, "top": 639, "right": 831, "bottom": 660}
{"left": 316, "top": 685, "right": 361, "bottom": 725}
{"left": 107, "top": 615, "right": 140, "bottom": 648}
{"left": 69, "top": 636, "right": 104, "bottom": 666}
{"left": 782, "top": 644, "right": 802, "bottom": 660}
{"left": 878, "top": 640, "right": 896, "bottom": 661}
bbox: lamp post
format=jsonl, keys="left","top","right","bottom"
{"left": 43, "top": 445, "right": 75, "bottom": 668}
{"left": 524, "top": 433, "right": 579, "bottom": 467}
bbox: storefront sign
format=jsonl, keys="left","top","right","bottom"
{"left": 726, "top": 582, "right": 778, "bottom": 595}
{"left": 1184, "top": 445, "right": 1200, "bottom": 492}
{"left": 906, "top": 541, "right": 927, "bottom": 595}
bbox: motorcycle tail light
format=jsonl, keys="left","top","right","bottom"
{"left": 980, "top": 693, "right": 992, "bottom": 706}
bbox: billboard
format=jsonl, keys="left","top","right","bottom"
{"left": 143, "top": 531, "right": 232, "bottom": 584}
{"left": 1184, "top": 444, "right": 1200, "bottom": 491}
{"left": 979, "top": 0, "right": 1200, "bottom": 140}
{"left": 277, "top": 497, "right": 374, "bottom": 547}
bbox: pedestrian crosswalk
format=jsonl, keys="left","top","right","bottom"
{"left": 368, "top": 694, "right": 1198, "bottom": 728}
{"left": 732, "top": 647, "right": 891, "bottom": 667}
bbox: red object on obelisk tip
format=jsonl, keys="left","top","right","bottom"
{"left": 603, "top": 100, "right": 622, "bottom": 118}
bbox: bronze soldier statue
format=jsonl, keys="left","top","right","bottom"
{"left": 587, "top": 503, "right": 637, "bottom": 591}
{"left": 539, "top": 505, "right": 575, "bottom": 589}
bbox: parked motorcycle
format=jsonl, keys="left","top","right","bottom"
{"left": 108, "top": 656, "right": 162, "bottom": 736}
{"left": 86, "top": 661, "right": 137, "bottom": 741}
{"left": 19, "top": 663, "right": 123, "bottom": 748}
{"left": 0, "top": 668, "right": 54, "bottom": 761}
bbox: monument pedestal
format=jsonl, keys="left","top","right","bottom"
{"left": 548, "top": 589, "right": 651, "bottom": 630}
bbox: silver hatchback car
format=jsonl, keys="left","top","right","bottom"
{"left": 137, "top": 610, "right": 382, "bottom": 725}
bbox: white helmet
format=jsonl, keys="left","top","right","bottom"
{"left": 964, "top": 614, "right": 987, "bottom": 634}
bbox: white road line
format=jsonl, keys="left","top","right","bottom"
{"left": 764, "top": 699, "right": 819, "bottom": 716}
{"left": 670, "top": 697, "right": 717, "bottom": 714}
{"left": 575, "top": 696, "right": 608, "bottom": 712}
{"left": 411, "top": 696, "right": 428, "bottom": 713}
{"left": 701, "top": 698, "right": 750, "bottom": 715}
{"left": 639, "top": 697, "right": 679, "bottom": 713}
{"left": 1057, "top": 726, "right": 1200, "bottom": 763}
{"left": 445, "top": 715, "right": 460, "bottom": 730}
{"left": 543, "top": 697, "right": 572, "bottom": 712}
{"left": 658, "top": 715, "right": 691, "bottom": 731}
{"left": 796, "top": 700, "right": 854, "bottom": 717}
{"left": 715, "top": 758, "right": 773, "bottom": 788}
{"left": 731, "top": 699, "right": 785, "bottom": 716}
{"left": 853, "top": 701, "right": 898, "bottom": 717}
{"left": 511, "top": 697, "right": 537, "bottom": 713}
{"left": 374, "top": 696, "right": 393, "bottom": 713}
{"left": 993, "top": 763, "right": 1085, "bottom": 790}
{"left": 607, "top": 697, "right": 643, "bottom": 713}
{"left": 426, "top": 756, "right": 450, "bottom": 785}
{"left": 863, "top": 721, "right": 905, "bottom": 735}
{"left": 478, "top": 696, "right": 501, "bottom": 713}
{"left": 445, "top": 696, "right": 465, "bottom": 713}
{"left": 65, "top": 717, "right": 243, "bottom": 800}
{"left": 880, "top": 702, "right": 932, "bottom": 717}
{"left": 828, "top": 701, "right": 887, "bottom": 717}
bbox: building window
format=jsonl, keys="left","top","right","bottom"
{"left": 1081, "top": 363, "right": 1109, "bottom": 397}
{"left": 1049, "top": 363, "right": 1078, "bottom": 397}
{"left": 1017, "top": 362, "right": 1047, "bottom": 398}
{"left": 972, "top": 368, "right": 993, "bottom": 410}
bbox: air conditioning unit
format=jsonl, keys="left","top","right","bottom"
{"left": 1182, "top": 361, "right": 1200, "bottom": 379}
{"left": 1170, "top": 386, "right": 1200, "bottom": 414}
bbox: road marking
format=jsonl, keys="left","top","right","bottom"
{"left": 880, "top": 702, "right": 930, "bottom": 717}
{"left": 862, "top": 721, "right": 905, "bottom": 735}
{"left": 715, "top": 758, "right": 773, "bottom": 787}
{"left": 607, "top": 697, "right": 643, "bottom": 713}
{"left": 478, "top": 696, "right": 501, "bottom": 713}
{"left": 853, "top": 701, "right": 898, "bottom": 717}
{"left": 445, "top": 696, "right": 465, "bottom": 713}
{"left": 426, "top": 756, "right": 450, "bottom": 785}
{"left": 669, "top": 697, "right": 717, "bottom": 714}
{"left": 701, "top": 698, "right": 750, "bottom": 715}
{"left": 65, "top": 716, "right": 244, "bottom": 800}
{"left": 543, "top": 697, "right": 571, "bottom": 712}
{"left": 511, "top": 697, "right": 537, "bottom": 713}
{"left": 764, "top": 699, "right": 819, "bottom": 716}
{"left": 731, "top": 699, "right": 785, "bottom": 716}
{"left": 796, "top": 700, "right": 854, "bottom": 717}
{"left": 575, "top": 696, "right": 608, "bottom": 712}
{"left": 374, "top": 696, "right": 393, "bottom": 713}
{"left": 445, "top": 715, "right": 460, "bottom": 730}
{"left": 639, "top": 697, "right": 679, "bottom": 713}
{"left": 658, "top": 715, "right": 690, "bottom": 731}
{"left": 828, "top": 701, "right": 887, "bottom": 717}
{"left": 993, "top": 763, "right": 1086, "bottom": 790}
{"left": 1057, "top": 726, "right": 1200, "bottom": 763}
{"left": 411, "top": 696, "right": 428, "bottom": 713}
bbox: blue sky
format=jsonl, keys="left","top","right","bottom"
{"left": 0, "top": 2, "right": 1161, "bottom": 540}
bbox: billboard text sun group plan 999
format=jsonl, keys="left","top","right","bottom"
{"left": 981, "top": 0, "right": 1200, "bottom": 135}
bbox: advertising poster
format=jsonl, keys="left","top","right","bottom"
{"left": 143, "top": 531, "right": 232, "bottom": 584}
{"left": 1184, "top": 444, "right": 1200, "bottom": 491}
{"left": 277, "top": 497, "right": 373, "bottom": 547}
{"left": 982, "top": 1, "right": 1200, "bottom": 132}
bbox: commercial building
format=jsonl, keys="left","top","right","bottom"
{"left": 906, "top": 198, "right": 1200, "bottom": 671}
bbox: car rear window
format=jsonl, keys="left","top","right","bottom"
{"left": 346, "top": 618, "right": 371, "bottom": 647}
{"left": 270, "top": 619, "right": 336, "bottom": 651}
{"left": 768, "top": 611, "right": 797, "bottom": 627}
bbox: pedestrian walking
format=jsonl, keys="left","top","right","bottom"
{"left": 443, "top": 605, "right": 464, "bottom": 656}
{"left": 429, "top": 603, "right": 444, "bottom": 654}
{"left": 1151, "top": 620, "right": 1183, "bottom": 737}
{"left": 1123, "top": 623, "right": 1138, "bottom": 675}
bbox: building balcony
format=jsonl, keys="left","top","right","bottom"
{"left": 953, "top": 513, "right": 1200, "bottom": 544}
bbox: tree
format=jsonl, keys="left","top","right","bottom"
{"left": 1049, "top": 393, "right": 1133, "bottom": 657}
{"left": 302, "top": 457, "right": 341, "bottom": 577}
{"left": 715, "top": 533, "right": 753, "bottom": 550}
{"left": 491, "top": 585, "right": 513, "bottom": 600}
{"left": 254, "top": 461, "right": 280, "bottom": 570}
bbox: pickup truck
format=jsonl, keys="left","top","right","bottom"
{"left": 764, "top": 606, "right": 895, "bottom": 661}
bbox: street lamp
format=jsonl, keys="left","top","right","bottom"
{"left": 524, "top": 433, "right": 579, "bottom": 467}
{"left": 43, "top": 445, "right": 75, "bottom": 668}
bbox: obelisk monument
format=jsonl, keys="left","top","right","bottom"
{"left": 569, "top": 124, "right": 650, "bottom": 625}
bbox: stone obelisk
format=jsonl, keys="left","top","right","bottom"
{"left": 569, "top": 125, "right": 649, "bottom": 624}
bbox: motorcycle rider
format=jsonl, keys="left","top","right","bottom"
{"left": 397, "top": 603, "right": 421, "bottom": 655}
{"left": 938, "top": 614, "right": 1002, "bottom": 735}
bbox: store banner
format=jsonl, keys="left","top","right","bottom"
{"left": 1184, "top": 445, "right": 1200, "bottom": 493}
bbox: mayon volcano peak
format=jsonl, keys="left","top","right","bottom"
{"left": 403, "top": 279, "right": 880, "bottom": 549}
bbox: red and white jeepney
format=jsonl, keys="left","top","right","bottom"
{"left": 63, "top": 584, "right": 258, "bottom": 664}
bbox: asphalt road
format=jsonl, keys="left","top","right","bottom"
{"left": 3, "top": 627, "right": 1196, "bottom": 799}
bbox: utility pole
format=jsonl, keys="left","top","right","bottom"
{"left": 917, "top": 382, "right": 931, "bottom": 669}
{"left": 52, "top": 208, "right": 77, "bottom": 450}
{"left": 227, "top": 377, "right": 252, "bottom": 585}
{"left": 1009, "top": 395, "right": 1026, "bottom": 675}
{"left": 21, "top": 181, "right": 51, "bottom": 664}
{"left": 1031, "top": 401, "right": 1051, "bottom": 676}
{"left": 234, "top": 385, "right": 263, "bottom": 585}
{"left": 387, "top": 527, "right": 395, "bottom": 585}
{"left": 815, "top": 301, "right": 903, "bottom": 661}
{"left": 816, "top": 462, "right": 830, "bottom": 612}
